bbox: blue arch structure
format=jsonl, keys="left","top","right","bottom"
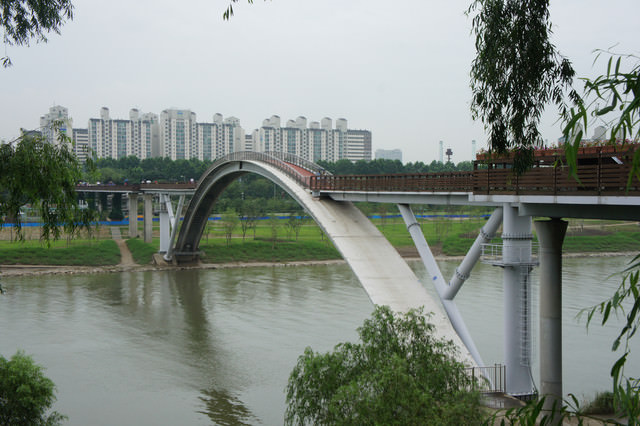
{"left": 174, "top": 152, "right": 474, "bottom": 364}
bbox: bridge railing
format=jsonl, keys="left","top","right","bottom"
{"left": 474, "top": 149, "right": 640, "bottom": 195}
{"left": 309, "top": 172, "right": 474, "bottom": 192}
{"left": 207, "top": 151, "right": 323, "bottom": 188}
{"left": 309, "top": 149, "right": 640, "bottom": 196}
{"left": 262, "top": 151, "right": 331, "bottom": 176}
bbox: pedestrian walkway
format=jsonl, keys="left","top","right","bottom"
{"left": 110, "top": 227, "right": 136, "bottom": 267}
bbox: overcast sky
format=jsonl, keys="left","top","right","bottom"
{"left": 1, "top": 0, "right": 638, "bottom": 163}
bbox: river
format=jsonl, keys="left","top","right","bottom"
{"left": 0, "top": 256, "right": 638, "bottom": 425}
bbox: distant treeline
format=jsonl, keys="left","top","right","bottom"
{"left": 91, "top": 156, "right": 472, "bottom": 184}
{"left": 317, "top": 159, "right": 473, "bottom": 175}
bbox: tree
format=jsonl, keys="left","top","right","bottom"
{"left": 0, "top": 350, "right": 66, "bottom": 425}
{"left": 564, "top": 53, "right": 640, "bottom": 424}
{"left": 286, "top": 211, "right": 304, "bottom": 241}
{"left": 468, "top": 0, "right": 578, "bottom": 174}
{"left": 0, "top": 131, "right": 93, "bottom": 244}
{"left": 220, "top": 208, "right": 239, "bottom": 247}
{"left": 285, "top": 306, "right": 482, "bottom": 425}
{"left": 1, "top": 0, "right": 74, "bottom": 67}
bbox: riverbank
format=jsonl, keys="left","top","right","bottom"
{"left": 1, "top": 250, "right": 636, "bottom": 278}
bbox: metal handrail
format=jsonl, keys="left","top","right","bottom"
{"left": 466, "top": 364, "right": 506, "bottom": 394}
{"left": 480, "top": 243, "right": 539, "bottom": 266}
{"left": 204, "top": 151, "right": 322, "bottom": 188}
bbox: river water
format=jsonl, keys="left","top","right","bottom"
{"left": 1, "top": 256, "right": 638, "bottom": 425}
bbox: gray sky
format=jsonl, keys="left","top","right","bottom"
{"left": 1, "top": 0, "right": 638, "bottom": 163}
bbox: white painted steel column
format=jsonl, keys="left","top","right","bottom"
{"left": 502, "top": 204, "right": 535, "bottom": 397}
{"left": 398, "top": 203, "right": 484, "bottom": 367}
{"left": 128, "top": 193, "right": 138, "bottom": 238}
{"left": 443, "top": 208, "right": 503, "bottom": 300}
{"left": 159, "top": 195, "right": 170, "bottom": 253}
{"left": 143, "top": 194, "right": 153, "bottom": 244}
{"left": 164, "top": 195, "right": 185, "bottom": 262}
{"left": 535, "top": 219, "right": 567, "bottom": 420}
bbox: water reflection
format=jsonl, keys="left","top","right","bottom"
{"left": 198, "top": 387, "right": 259, "bottom": 426}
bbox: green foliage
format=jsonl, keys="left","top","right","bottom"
{"left": 0, "top": 239, "right": 120, "bottom": 265}
{"left": 0, "top": 131, "right": 95, "bottom": 245}
{"left": 238, "top": 199, "right": 263, "bottom": 240}
{"left": 484, "top": 395, "right": 584, "bottom": 426}
{"left": 468, "top": 0, "right": 577, "bottom": 174}
{"left": 584, "top": 258, "right": 640, "bottom": 424}
{"left": 125, "top": 238, "right": 158, "bottom": 264}
{"left": 564, "top": 52, "right": 640, "bottom": 425}
{"left": 563, "top": 53, "right": 640, "bottom": 182}
{"left": 285, "top": 306, "right": 482, "bottom": 426}
{"left": 0, "top": 0, "right": 73, "bottom": 67}
{"left": 581, "top": 391, "right": 615, "bottom": 415}
{"left": 220, "top": 208, "right": 240, "bottom": 247}
{"left": 286, "top": 211, "right": 305, "bottom": 241}
{"left": 108, "top": 193, "right": 124, "bottom": 221}
{"left": 198, "top": 239, "right": 340, "bottom": 263}
{"left": 223, "top": 0, "right": 262, "bottom": 20}
{"left": 0, "top": 351, "right": 66, "bottom": 425}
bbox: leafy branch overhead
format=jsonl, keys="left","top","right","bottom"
{"left": 223, "top": 0, "right": 269, "bottom": 20}
{"left": 468, "top": 0, "right": 578, "bottom": 173}
{"left": 0, "top": 130, "right": 94, "bottom": 244}
{"left": 0, "top": 0, "right": 74, "bottom": 67}
{"left": 563, "top": 53, "right": 640, "bottom": 184}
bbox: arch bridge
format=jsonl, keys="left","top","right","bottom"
{"left": 97, "top": 150, "right": 640, "bottom": 403}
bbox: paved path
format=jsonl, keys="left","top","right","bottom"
{"left": 110, "top": 227, "right": 136, "bottom": 267}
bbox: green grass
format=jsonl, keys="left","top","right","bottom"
{"left": 126, "top": 238, "right": 160, "bottom": 264}
{"left": 581, "top": 391, "right": 616, "bottom": 415}
{"left": 198, "top": 238, "right": 340, "bottom": 263}
{"left": 563, "top": 232, "right": 640, "bottom": 252}
{"left": 0, "top": 239, "right": 120, "bottom": 265}
{"left": 1, "top": 217, "right": 638, "bottom": 266}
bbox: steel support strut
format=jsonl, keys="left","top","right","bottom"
{"left": 163, "top": 194, "right": 185, "bottom": 262}
{"left": 397, "top": 204, "right": 503, "bottom": 368}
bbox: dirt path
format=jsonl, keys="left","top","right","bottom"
{"left": 110, "top": 227, "right": 136, "bottom": 267}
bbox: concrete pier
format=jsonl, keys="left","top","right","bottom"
{"left": 535, "top": 218, "right": 568, "bottom": 422}
{"left": 128, "top": 193, "right": 138, "bottom": 238}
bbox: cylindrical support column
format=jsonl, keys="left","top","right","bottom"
{"left": 502, "top": 204, "right": 535, "bottom": 398}
{"left": 535, "top": 218, "right": 567, "bottom": 421}
{"left": 128, "top": 193, "right": 139, "bottom": 238}
{"left": 143, "top": 194, "right": 153, "bottom": 244}
{"left": 159, "top": 199, "right": 170, "bottom": 253}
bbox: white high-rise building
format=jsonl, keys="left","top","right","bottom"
{"left": 252, "top": 115, "right": 370, "bottom": 162}
{"left": 160, "top": 109, "right": 197, "bottom": 160}
{"left": 46, "top": 107, "right": 371, "bottom": 163}
{"left": 39, "top": 105, "right": 73, "bottom": 145}
{"left": 72, "top": 128, "right": 89, "bottom": 163}
{"left": 88, "top": 107, "right": 159, "bottom": 160}
{"left": 344, "top": 129, "right": 372, "bottom": 162}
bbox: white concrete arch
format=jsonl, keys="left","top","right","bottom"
{"left": 175, "top": 157, "right": 475, "bottom": 365}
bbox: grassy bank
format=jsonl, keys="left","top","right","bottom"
{"left": 1, "top": 217, "right": 639, "bottom": 266}
{"left": 0, "top": 239, "right": 120, "bottom": 266}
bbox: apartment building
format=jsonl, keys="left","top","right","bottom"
{"left": 41, "top": 106, "right": 371, "bottom": 163}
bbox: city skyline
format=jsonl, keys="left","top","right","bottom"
{"left": 58, "top": 105, "right": 372, "bottom": 163}
{"left": 1, "top": 0, "right": 638, "bottom": 164}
